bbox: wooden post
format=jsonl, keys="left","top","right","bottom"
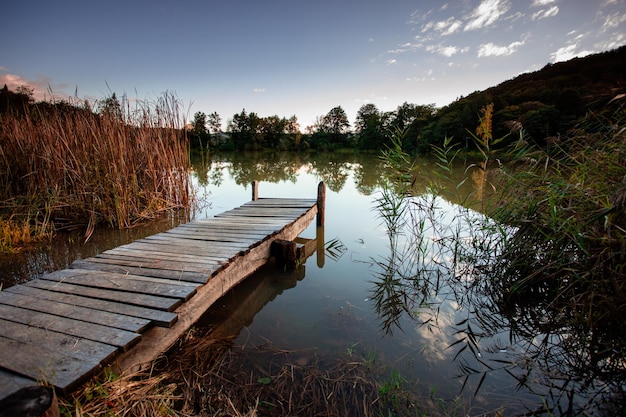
{"left": 252, "top": 180, "right": 259, "bottom": 201}
{"left": 271, "top": 239, "right": 299, "bottom": 270}
{"left": 317, "top": 181, "right": 326, "bottom": 227}
{"left": 316, "top": 224, "right": 325, "bottom": 268}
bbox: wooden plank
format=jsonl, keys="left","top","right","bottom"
{"left": 23, "top": 279, "right": 181, "bottom": 312}
{"left": 130, "top": 239, "right": 249, "bottom": 257}
{"left": 163, "top": 229, "right": 270, "bottom": 241}
{"left": 114, "top": 199, "right": 319, "bottom": 374}
{"left": 0, "top": 370, "right": 37, "bottom": 404}
{"left": 0, "top": 318, "right": 117, "bottom": 365}
{"left": 3, "top": 285, "right": 178, "bottom": 328}
{"left": 105, "top": 246, "right": 226, "bottom": 266}
{"left": 89, "top": 254, "right": 219, "bottom": 275}
{"left": 70, "top": 259, "right": 210, "bottom": 284}
{"left": 141, "top": 234, "right": 252, "bottom": 251}
{"left": 0, "top": 303, "right": 139, "bottom": 351}
{"left": 179, "top": 221, "right": 279, "bottom": 232}
{"left": 40, "top": 269, "right": 199, "bottom": 301}
{"left": 0, "top": 336, "right": 101, "bottom": 395}
{"left": 160, "top": 231, "right": 260, "bottom": 244}
{"left": 0, "top": 291, "right": 151, "bottom": 333}
{"left": 244, "top": 198, "right": 317, "bottom": 207}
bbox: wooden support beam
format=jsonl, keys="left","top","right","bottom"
{"left": 317, "top": 181, "right": 326, "bottom": 226}
{"left": 252, "top": 180, "right": 259, "bottom": 201}
{"left": 271, "top": 239, "right": 299, "bottom": 270}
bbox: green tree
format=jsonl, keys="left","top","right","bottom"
{"left": 355, "top": 103, "right": 384, "bottom": 149}
{"left": 191, "top": 111, "right": 208, "bottom": 135}
{"left": 207, "top": 112, "right": 222, "bottom": 134}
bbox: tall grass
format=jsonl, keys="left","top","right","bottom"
{"left": 0, "top": 92, "right": 191, "bottom": 248}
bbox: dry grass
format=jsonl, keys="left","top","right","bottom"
{"left": 57, "top": 368, "right": 184, "bottom": 417}
{"left": 0, "top": 93, "right": 191, "bottom": 250}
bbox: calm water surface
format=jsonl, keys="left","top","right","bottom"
{"left": 2, "top": 151, "right": 619, "bottom": 415}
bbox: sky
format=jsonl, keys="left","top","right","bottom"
{"left": 1, "top": 0, "right": 625, "bottom": 130}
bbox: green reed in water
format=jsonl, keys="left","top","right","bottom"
{"left": 373, "top": 99, "right": 626, "bottom": 415}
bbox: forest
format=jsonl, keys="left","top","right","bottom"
{"left": 187, "top": 45, "right": 626, "bottom": 153}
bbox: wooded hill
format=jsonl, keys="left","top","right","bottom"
{"left": 411, "top": 45, "right": 626, "bottom": 153}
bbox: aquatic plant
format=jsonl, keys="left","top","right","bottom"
{"left": 372, "top": 99, "right": 626, "bottom": 415}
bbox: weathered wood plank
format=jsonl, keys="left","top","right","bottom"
{"left": 0, "top": 336, "right": 101, "bottom": 395}
{"left": 89, "top": 254, "right": 219, "bottom": 275}
{"left": 243, "top": 198, "right": 317, "bottom": 207}
{"left": 0, "top": 194, "right": 320, "bottom": 400}
{"left": 3, "top": 285, "right": 178, "bottom": 328}
{"left": 24, "top": 279, "right": 181, "bottom": 311}
{"left": 40, "top": 269, "right": 199, "bottom": 301}
{"left": 70, "top": 259, "right": 210, "bottom": 284}
{"left": 105, "top": 246, "right": 226, "bottom": 266}
{"left": 113, "top": 198, "right": 319, "bottom": 374}
{"left": 160, "top": 231, "right": 260, "bottom": 244}
{"left": 0, "top": 319, "right": 118, "bottom": 365}
{"left": 129, "top": 240, "right": 248, "bottom": 258}
{"left": 0, "top": 291, "right": 151, "bottom": 333}
{"left": 0, "top": 303, "right": 139, "bottom": 351}
{"left": 141, "top": 234, "right": 251, "bottom": 251}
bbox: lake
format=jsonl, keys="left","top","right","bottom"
{"left": 1, "top": 151, "right": 621, "bottom": 416}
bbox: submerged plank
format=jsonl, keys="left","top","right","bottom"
{"left": 3, "top": 285, "right": 177, "bottom": 328}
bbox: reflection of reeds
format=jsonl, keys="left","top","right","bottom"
{"left": 0, "top": 93, "right": 191, "bottom": 247}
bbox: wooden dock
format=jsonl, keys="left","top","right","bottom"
{"left": 0, "top": 182, "right": 324, "bottom": 403}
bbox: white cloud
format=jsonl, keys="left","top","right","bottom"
{"left": 477, "top": 40, "right": 525, "bottom": 57}
{"left": 253, "top": 88, "right": 266, "bottom": 93}
{"left": 603, "top": 11, "right": 626, "bottom": 28}
{"left": 550, "top": 44, "right": 594, "bottom": 62}
{"left": 386, "top": 59, "right": 397, "bottom": 65}
{"left": 531, "top": 0, "right": 556, "bottom": 6}
{"left": 426, "top": 44, "right": 469, "bottom": 57}
{"left": 422, "top": 16, "right": 463, "bottom": 35}
{"left": 532, "top": 6, "right": 559, "bottom": 20}
{"left": 464, "top": 0, "right": 511, "bottom": 31}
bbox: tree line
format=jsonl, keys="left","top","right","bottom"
{"left": 189, "top": 45, "right": 625, "bottom": 153}
{"left": 3, "top": 45, "right": 624, "bottom": 155}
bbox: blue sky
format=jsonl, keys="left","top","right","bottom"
{"left": 1, "top": 0, "right": 624, "bottom": 130}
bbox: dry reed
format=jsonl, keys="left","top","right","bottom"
{"left": 0, "top": 92, "right": 191, "bottom": 248}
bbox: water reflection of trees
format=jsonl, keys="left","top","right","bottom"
{"left": 193, "top": 151, "right": 389, "bottom": 195}
{"left": 370, "top": 190, "right": 626, "bottom": 415}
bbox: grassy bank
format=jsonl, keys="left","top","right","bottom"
{"left": 0, "top": 93, "right": 191, "bottom": 251}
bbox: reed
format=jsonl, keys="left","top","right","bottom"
{"left": 0, "top": 92, "right": 191, "bottom": 248}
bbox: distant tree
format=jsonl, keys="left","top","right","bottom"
{"left": 207, "top": 112, "right": 222, "bottom": 134}
{"left": 0, "top": 84, "right": 34, "bottom": 114}
{"left": 321, "top": 106, "right": 350, "bottom": 135}
{"left": 260, "top": 115, "right": 286, "bottom": 148}
{"left": 191, "top": 111, "right": 208, "bottom": 135}
{"left": 355, "top": 103, "right": 384, "bottom": 149}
